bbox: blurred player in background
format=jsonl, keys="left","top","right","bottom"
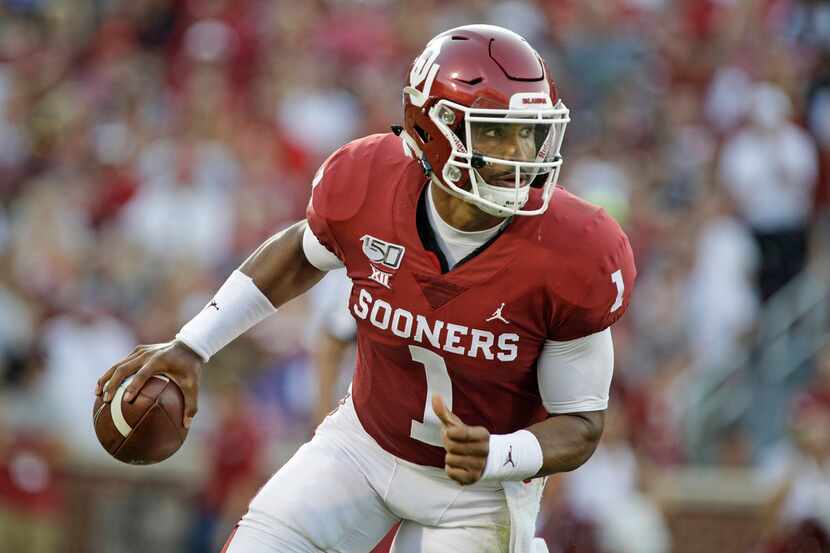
{"left": 306, "top": 269, "right": 357, "bottom": 427}
{"left": 97, "top": 25, "right": 635, "bottom": 553}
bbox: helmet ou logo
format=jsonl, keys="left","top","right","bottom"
{"left": 408, "top": 43, "right": 441, "bottom": 107}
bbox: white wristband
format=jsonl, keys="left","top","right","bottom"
{"left": 481, "top": 430, "right": 544, "bottom": 482}
{"left": 175, "top": 270, "right": 277, "bottom": 362}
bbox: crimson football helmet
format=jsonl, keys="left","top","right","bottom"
{"left": 402, "top": 25, "right": 570, "bottom": 217}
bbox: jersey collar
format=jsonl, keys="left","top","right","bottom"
{"left": 415, "top": 183, "right": 514, "bottom": 275}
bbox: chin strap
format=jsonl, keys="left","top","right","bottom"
{"left": 419, "top": 157, "right": 433, "bottom": 176}
{"left": 471, "top": 153, "right": 487, "bottom": 169}
{"left": 396, "top": 128, "right": 435, "bottom": 178}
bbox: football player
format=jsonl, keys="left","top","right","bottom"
{"left": 97, "top": 25, "right": 636, "bottom": 553}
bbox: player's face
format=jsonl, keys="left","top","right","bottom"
{"left": 469, "top": 120, "right": 549, "bottom": 188}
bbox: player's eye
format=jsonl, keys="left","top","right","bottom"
{"left": 482, "top": 127, "right": 502, "bottom": 139}
{"left": 519, "top": 126, "right": 534, "bottom": 139}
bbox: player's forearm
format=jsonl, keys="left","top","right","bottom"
{"left": 175, "top": 220, "right": 326, "bottom": 363}
{"left": 240, "top": 220, "right": 326, "bottom": 307}
{"left": 527, "top": 411, "right": 604, "bottom": 476}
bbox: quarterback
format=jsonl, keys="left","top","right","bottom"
{"left": 97, "top": 25, "right": 635, "bottom": 553}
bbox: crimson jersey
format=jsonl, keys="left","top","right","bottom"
{"left": 306, "top": 133, "right": 636, "bottom": 468}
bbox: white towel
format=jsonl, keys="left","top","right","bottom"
{"left": 533, "top": 538, "right": 550, "bottom": 553}
{"left": 503, "top": 478, "right": 546, "bottom": 553}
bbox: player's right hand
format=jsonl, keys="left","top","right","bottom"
{"left": 432, "top": 394, "right": 490, "bottom": 486}
{"left": 95, "top": 340, "right": 203, "bottom": 428}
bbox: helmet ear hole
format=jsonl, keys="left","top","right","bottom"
{"left": 414, "top": 124, "right": 431, "bottom": 144}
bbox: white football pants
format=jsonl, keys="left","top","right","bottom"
{"left": 223, "top": 395, "right": 512, "bottom": 553}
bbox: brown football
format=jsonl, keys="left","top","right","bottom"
{"left": 93, "top": 375, "right": 188, "bottom": 465}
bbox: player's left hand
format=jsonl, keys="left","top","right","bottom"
{"left": 432, "top": 395, "right": 490, "bottom": 486}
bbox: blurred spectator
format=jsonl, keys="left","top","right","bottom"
{"left": 39, "top": 305, "right": 136, "bottom": 459}
{"left": 7, "top": 179, "right": 96, "bottom": 307}
{"left": 807, "top": 51, "right": 830, "bottom": 215}
{"left": 718, "top": 82, "right": 819, "bottom": 300}
{"left": 120, "top": 138, "right": 239, "bottom": 268}
{"left": 705, "top": 65, "right": 753, "bottom": 135}
{"left": 566, "top": 152, "right": 633, "bottom": 225}
{"left": 189, "top": 381, "right": 264, "bottom": 553}
{"left": 786, "top": 0, "right": 830, "bottom": 51}
{"left": 0, "top": 433, "right": 63, "bottom": 553}
{"left": 759, "top": 394, "right": 830, "bottom": 550}
{"left": 809, "top": 343, "right": 830, "bottom": 406}
{"left": 543, "top": 404, "right": 671, "bottom": 553}
{"left": 0, "top": 348, "right": 64, "bottom": 553}
{"left": 686, "top": 193, "right": 760, "bottom": 371}
{"left": 0, "top": 282, "right": 35, "bottom": 374}
{"left": 629, "top": 242, "right": 694, "bottom": 376}
{"left": 623, "top": 350, "right": 690, "bottom": 466}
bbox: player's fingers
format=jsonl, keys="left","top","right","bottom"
{"left": 182, "top": 394, "right": 198, "bottom": 429}
{"left": 122, "top": 361, "right": 160, "bottom": 403}
{"left": 445, "top": 453, "right": 487, "bottom": 472}
{"left": 178, "top": 374, "right": 199, "bottom": 429}
{"left": 96, "top": 348, "right": 144, "bottom": 395}
{"left": 444, "top": 424, "right": 469, "bottom": 442}
{"left": 444, "top": 438, "right": 489, "bottom": 457}
{"left": 96, "top": 367, "right": 116, "bottom": 396}
{"left": 445, "top": 424, "right": 489, "bottom": 443}
{"left": 445, "top": 466, "right": 477, "bottom": 486}
{"left": 103, "top": 354, "right": 149, "bottom": 402}
{"left": 101, "top": 353, "right": 145, "bottom": 399}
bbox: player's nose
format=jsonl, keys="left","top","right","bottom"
{"left": 500, "top": 136, "right": 519, "bottom": 158}
{"left": 499, "top": 131, "right": 532, "bottom": 160}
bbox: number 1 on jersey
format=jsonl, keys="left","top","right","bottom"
{"left": 610, "top": 269, "right": 624, "bottom": 312}
{"left": 409, "top": 345, "right": 452, "bottom": 447}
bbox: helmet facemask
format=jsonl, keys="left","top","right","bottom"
{"left": 428, "top": 97, "right": 569, "bottom": 217}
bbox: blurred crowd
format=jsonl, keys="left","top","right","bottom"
{"left": 0, "top": 0, "right": 829, "bottom": 552}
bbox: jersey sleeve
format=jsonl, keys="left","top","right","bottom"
{"left": 305, "top": 140, "right": 372, "bottom": 264}
{"left": 302, "top": 224, "right": 345, "bottom": 271}
{"left": 538, "top": 328, "right": 614, "bottom": 413}
{"left": 550, "top": 210, "right": 637, "bottom": 341}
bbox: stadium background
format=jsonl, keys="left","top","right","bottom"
{"left": 0, "top": 0, "right": 829, "bottom": 552}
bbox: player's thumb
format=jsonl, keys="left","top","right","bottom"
{"left": 432, "top": 394, "right": 460, "bottom": 427}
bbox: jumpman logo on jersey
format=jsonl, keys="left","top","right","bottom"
{"left": 208, "top": 300, "right": 219, "bottom": 311}
{"left": 486, "top": 303, "right": 510, "bottom": 324}
{"left": 503, "top": 445, "right": 516, "bottom": 468}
